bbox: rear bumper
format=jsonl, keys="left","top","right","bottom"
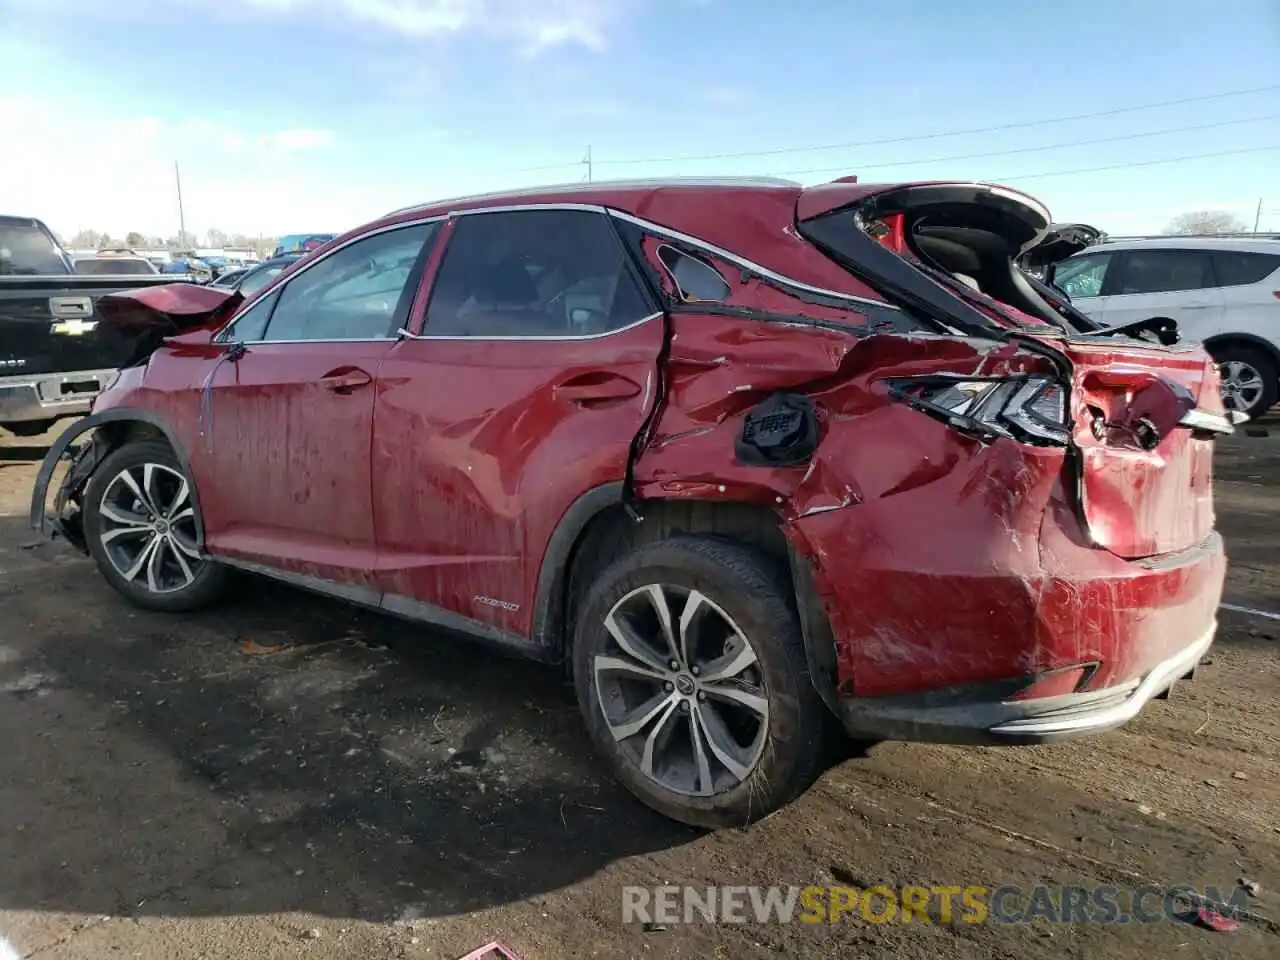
{"left": 0, "top": 369, "right": 115, "bottom": 425}
{"left": 834, "top": 622, "right": 1214, "bottom": 745}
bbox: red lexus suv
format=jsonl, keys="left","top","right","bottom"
{"left": 31, "top": 177, "right": 1231, "bottom": 828}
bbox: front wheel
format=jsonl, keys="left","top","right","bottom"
{"left": 82, "top": 439, "right": 229, "bottom": 612}
{"left": 572, "top": 536, "right": 832, "bottom": 829}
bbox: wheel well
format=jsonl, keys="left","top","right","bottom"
{"left": 545, "top": 497, "right": 841, "bottom": 713}
{"left": 1202, "top": 334, "right": 1280, "bottom": 371}
{"left": 99, "top": 419, "right": 171, "bottom": 450}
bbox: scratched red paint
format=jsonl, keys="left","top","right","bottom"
{"left": 80, "top": 177, "right": 1226, "bottom": 720}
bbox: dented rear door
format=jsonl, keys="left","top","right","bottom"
{"left": 370, "top": 208, "right": 666, "bottom": 640}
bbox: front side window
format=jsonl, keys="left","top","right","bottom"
{"left": 1051, "top": 253, "right": 1113, "bottom": 299}
{"left": 425, "top": 210, "right": 653, "bottom": 338}
{"left": 1116, "top": 250, "right": 1213, "bottom": 295}
{"left": 259, "top": 223, "right": 436, "bottom": 342}
{"left": 222, "top": 289, "right": 281, "bottom": 342}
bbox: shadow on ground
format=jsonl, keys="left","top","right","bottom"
{"left": 0, "top": 537, "right": 700, "bottom": 923}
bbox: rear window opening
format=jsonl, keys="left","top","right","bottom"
{"left": 898, "top": 208, "right": 1084, "bottom": 332}
{"left": 797, "top": 184, "right": 1111, "bottom": 340}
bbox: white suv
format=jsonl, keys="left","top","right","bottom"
{"left": 1049, "top": 237, "right": 1280, "bottom": 420}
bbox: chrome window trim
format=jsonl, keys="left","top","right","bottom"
{"left": 397, "top": 311, "right": 664, "bottom": 343}
{"left": 438, "top": 202, "right": 896, "bottom": 311}
{"left": 606, "top": 209, "right": 898, "bottom": 310}
{"left": 219, "top": 216, "right": 444, "bottom": 343}
{"left": 220, "top": 196, "right": 899, "bottom": 346}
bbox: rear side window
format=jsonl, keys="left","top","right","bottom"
{"left": 1116, "top": 250, "right": 1213, "bottom": 295}
{"left": 1211, "top": 251, "right": 1280, "bottom": 287}
{"left": 425, "top": 210, "right": 653, "bottom": 337}
{"left": 261, "top": 223, "right": 436, "bottom": 342}
{"left": 1052, "top": 252, "right": 1113, "bottom": 299}
{"left": 657, "top": 245, "right": 731, "bottom": 302}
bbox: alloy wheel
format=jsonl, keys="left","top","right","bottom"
{"left": 593, "top": 584, "right": 769, "bottom": 797}
{"left": 97, "top": 462, "right": 203, "bottom": 594}
{"left": 1219, "top": 359, "right": 1264, "bottom": 414}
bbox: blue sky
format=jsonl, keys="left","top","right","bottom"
{"left": 2, "top": 0, "right": 1278, "bottom": 241}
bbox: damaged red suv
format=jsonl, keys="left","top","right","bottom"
{"left": 32, "top": 178, "right": 1231, "bottom": 828}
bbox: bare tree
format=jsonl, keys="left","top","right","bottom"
{"left": 69, "top": 229, "right": 103, "bottom": 249}
{"left": 125, "top": 232, "right": 145, "bottom": 248}
{"left": 205, "top": 227, "right": 228, "bottom": 248}
{"left": 1164, "top": 210, "right": 1248, "bottom": 235}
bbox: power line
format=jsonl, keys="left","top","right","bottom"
{"left": 992, "top": 144, "right": 1280, "bottom": 182}
{"left": 771, "top": 115, "right": 1277, "bottom": 178}
{"left": 558, "top": 84, "right": 1280, "bottom": 168}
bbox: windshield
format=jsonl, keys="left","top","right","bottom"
{"left": 0, "top": 218, "right": 69, "bottom": 275}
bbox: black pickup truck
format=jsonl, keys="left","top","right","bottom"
{"left": 0, "top": 215, "right": 188, "bottom": 436}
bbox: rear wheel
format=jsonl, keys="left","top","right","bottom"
{"left": 83, "top": 440, "right": 229, "bottom": 612}
{"left": 572, "top": 536, "right": 831, "bottom": 829}
{"left": 1210, "top": 343, "right": 1278, "bottom": 421}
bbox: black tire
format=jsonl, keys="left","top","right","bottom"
{"left": 572, "top": 535, "right": 831, "bottom": 829}
{"left": 1208, "top": 342, "right": 1278, "bottom": 421}
{"left": 83, "top": 439, "right": 229, "bottom": 612}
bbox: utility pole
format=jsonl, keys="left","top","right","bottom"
{"left": 1253, "top": 197, "right": 1264, "bottom": 234}
{"left": 175, "top": 160, "right": 187, "bottom": 246}
{"left": 583, "top": 145, "right": 593, "bottom": 182}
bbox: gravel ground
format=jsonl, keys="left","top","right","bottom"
{"left": 0, "top": 420, "right": 1277, "bottom": 959}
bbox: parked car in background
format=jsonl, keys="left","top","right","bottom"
{"left": 271, "top": 233, "right": 335, "bottom": 257}
{"left": 32, "top": 178, "right": 1232, "bottom": 827}
{"left": 209, "top": 265, "right": 250, "bottom": 289}
{"left": 1049, "top": 237, "right": 1280, "bottom": 419}
{"left": 162, "top": 255, "right": 213, "bottom": 283}
{"left": 0, "top": 214, "right": 187, "bottom": 436}
{"left": 209, "top": 253, "right": 302, "bottom": 297}
{"left": 73, "top": 254, "right": 160, "bottom": 276}
{"left": 1018, "top": 222, "right": 1104, "bottom": 279}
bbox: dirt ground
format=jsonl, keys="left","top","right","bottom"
{"left": 0, "top": 420, "right": 1277, "bottom": 960}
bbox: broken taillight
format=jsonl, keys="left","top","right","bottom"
{"left": 888, "top": 375, "right": 1070, "bottom": 446}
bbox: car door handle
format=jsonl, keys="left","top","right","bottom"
{"left": 319, "top": 366, "right": 373, "bottom": 394}
{"left": 555, "top": 373, "right": 642, "bottom": 404}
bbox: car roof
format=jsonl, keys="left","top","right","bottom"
{"left": 381, "top": 176, "right": 802, "bottom": 221}
{"left": 1090, "top": 237, "right": 1280, "bottom": 255}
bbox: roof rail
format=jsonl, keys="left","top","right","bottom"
{"left": 382, "top": 176, "right": 801, "bottom": 218}
{"left": 1099, "top": 231, "right": 1280, "bottom": 242}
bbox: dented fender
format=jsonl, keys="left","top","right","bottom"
{"left": 29, "top": 407, "right": 207, "bottom": 552}
{"left": 630, "top": 314, "right": 1065, "bottom": 695}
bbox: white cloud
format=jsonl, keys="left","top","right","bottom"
{"left": 29, "top": 0, "right": 633, "bottom": 53}
{"left": 0, "top": 94, "right": 342, "bottom": 238}
{"left": 265, "top": 0, "right": 628, "bottom": 52}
